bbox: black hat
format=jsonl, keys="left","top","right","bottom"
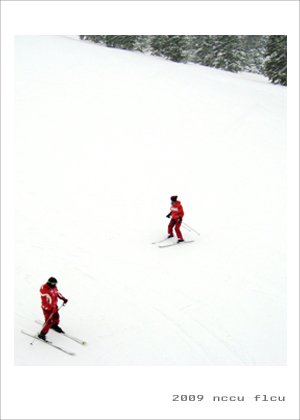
{"left": 170, "top": 196, "right": 178, "bottom": 202}
{"left": 47, "top": 277, "right": 58, "bottom": 286}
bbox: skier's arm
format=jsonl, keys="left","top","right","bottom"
{"left": 58, "top": 292, "right": 68, "bottom": 304}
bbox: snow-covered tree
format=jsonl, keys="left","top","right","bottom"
{"left": 210, "top": 36, "right": 245, "bottom": 72}
{"left": 264, "top": 35, "right": 287, "bottom": 86}
{"left": 134, "top": 36, "right": 151, "bottom": 53}
{"left": 78, "top": 35, "right": 285, "bottom": 83}
{"left": 82, "top": 35, "right": 106, "bottom": 44}
{"left": 240, "top": 35, "right": 268, "bottom": 73}
{"left": 188, "top": 35, "right": 215, "bottom": 66}
{"left": 104, "top": 36, "right": 138, "bottom": 50}
{"left": 150, "top": 36, "right": 169, "bottom": 58}
{"left": 163, "top": 36, "right": 188, "bottom": 63}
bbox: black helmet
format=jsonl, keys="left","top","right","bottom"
{"left": 170, "top": 195, "right": 178, "bottom": 202}
{"left": 47, "top": 277, "right": 58, "bottom": 287}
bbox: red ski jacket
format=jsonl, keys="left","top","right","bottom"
{"left": 40, "top": 283, "right": 67, "bottom": 311}
{"left": 170, "top": 201, "right": 184, "bottom": 220}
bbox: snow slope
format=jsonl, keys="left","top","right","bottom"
{"left": 14, "top": 36, "right": 286, "bottom": 365}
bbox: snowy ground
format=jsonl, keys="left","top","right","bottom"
{"left": 14, "top": 36, "right": 286, "bottom": 365}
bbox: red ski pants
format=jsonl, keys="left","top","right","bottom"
{"left": 168, "top": 218, "right": 183, "bottom": 240}
{"left": 41, "top": 308, "right": 60, "bottom": 334}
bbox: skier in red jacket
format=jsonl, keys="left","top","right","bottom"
{"left": 166, "top": 195, "right": 184, "bottom": 242}
{"left": 38, "top": 277, "right": 68, "bottom": 341}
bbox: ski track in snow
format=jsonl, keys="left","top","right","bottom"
{"left": 15, "top": 36, "right": 286, "bottom": 365}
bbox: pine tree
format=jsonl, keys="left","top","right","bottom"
{"left": 81, "top": 35, "right": 106, "bottom": 44}
{"left": 163, "top": 36, "right": 187, "bottom": 63}
{"left": 150, "top": 36, "right": 169, "bottom": 58}
{"left": 134, "top": 36, "right": 151, "bottom": 53}
{"left": 210, "top": 36, "right": 245, "bottom": 72}
{"left": 264, "top": 35, "right": 287, "bottom": 86}
{"left": 104, "top": 36, "right": 137, "bottom": 50}
{"left": 188, "top": 35, "right": 214, "bottom": 66}
{"left": 239, "top": 35, "right": 268, "bottom": 73}
{"left": 118, "top": 36, "right": 138, "bottom": 50}
{"left": 78, "top": 35, "right": 277, "bottom": 80}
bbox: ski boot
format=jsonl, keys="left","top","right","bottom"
{"left": 38, "top": 332, "right": 47, "bottom": 341}
{"left": 51, "top": 324, "right": 65, "bottom": 334}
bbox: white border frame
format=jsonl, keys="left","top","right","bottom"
{"left": 1, "top": 1, "right": 299, "bottom": 419}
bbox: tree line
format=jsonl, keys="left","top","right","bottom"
{"left": 79, "top": 35, "right": 287, "bottom": 86}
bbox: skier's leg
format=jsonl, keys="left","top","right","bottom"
{"left": 52, "top": 311, "right": 60, "bottom": 326}
{"left": 175, "top": 220, "right": 183, "bottom": 240}
{"left": 46, "top": 310, "right": 59, "bottom": 326}
{"left": 50, "top": 311, "right": 65, "bottom": 333}
{"left": 168, "top": 219, "right": 176, "bottom": 237}
{"left": 41, "top": 309, "right": 54, "bottom": 334}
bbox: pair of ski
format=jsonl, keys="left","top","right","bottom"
{"left": 21, "top": 320, "right": 87, "bottom": 356}
{"left": 152, "top": 237, "right": 194, "bottom": 248}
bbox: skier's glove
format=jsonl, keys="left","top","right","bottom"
{"left": 178, "top": 217, "right": 182, "bottom": 223}
{"left": 63, "top": 299, "right": 68, "bottom": 305}
{"left": 166, "top": 213, "right": 171, "bottom": 218}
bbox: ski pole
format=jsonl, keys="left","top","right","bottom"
{"left": 182, "top": 224, "right": 193, "bottom": 233}
{"left": 182, "top": 221, "right": 200, "bottom": 236}
{"left": 30, "top": 303, "right": 65, "bottom": 345}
